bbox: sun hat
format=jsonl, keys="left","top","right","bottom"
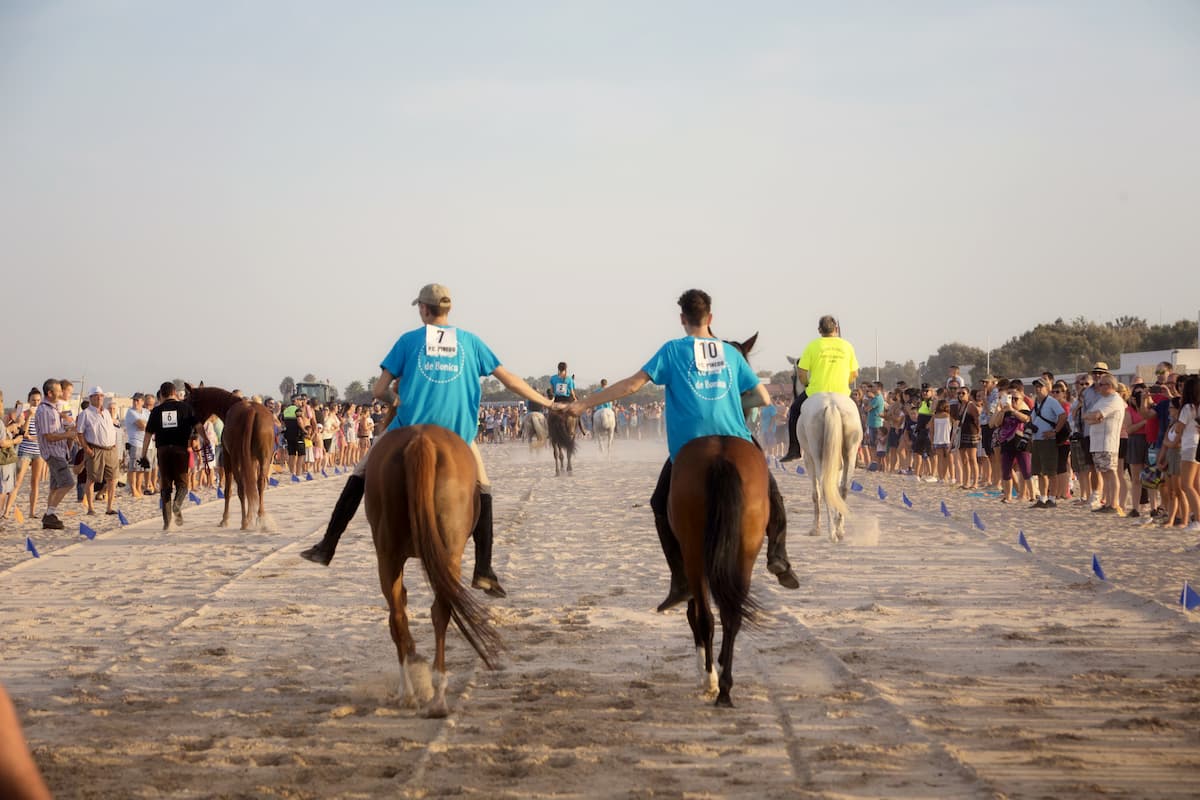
{"left": 1090, "top": 361, "right": 1110, "bottom": 373}
{"left": 412, "top": 283, "right": 452, "bottom": 308}
{"left": 87, "top": 386, "right": 104, "bottom": 396}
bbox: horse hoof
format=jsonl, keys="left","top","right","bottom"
{"left": 217, "top": 520, "right": 228, "bottom": 528}
{"left": 715, "top": 693, "right": 733, "bottom": 708}
{"left": 424, "top": 702, "right": 449, "bottom": 719}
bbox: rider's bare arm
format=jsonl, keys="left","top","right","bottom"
{"left": 491, "top": 366, "right": 556, "bottom": 410}
{"left": 565, "top": 371, "right": 650, "bottom": 416}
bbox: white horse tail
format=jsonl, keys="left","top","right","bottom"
{"left": 821, "top": 401, "right": 847, "bottom": 518}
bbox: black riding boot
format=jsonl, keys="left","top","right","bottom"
{"left": 655, "top": 511, "right": 691, "bottom": 612}
{"left": 765, "top": 475, "right": 800, "bottom": 589}
{"left": 300, "top": 474, "right": 365, "bottom": 566}
{"left": 779, "top": 391, "right": 807, "bottom": 462}
{"left": 471, "top": 493, "right": 507, "bottom": 598}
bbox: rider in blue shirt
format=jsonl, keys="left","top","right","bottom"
{"left": 566, "top": 289, "right": 800, "bottom": 611}
{"left": 300, "top": 283, "right": 556, "bottom": 600}
{"left": 549, "top": 363, "right": 577, "bottom": 404}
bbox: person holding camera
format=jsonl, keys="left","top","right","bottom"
{"left": 1028, "top": 377, "right": 1066, "bottom": 508}
{"left": 991, "top": 381, "right": 1032, "bottom": 503}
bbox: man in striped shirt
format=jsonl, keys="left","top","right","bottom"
{"left": 33, "top": 379, "right": 80, "bottom": 530}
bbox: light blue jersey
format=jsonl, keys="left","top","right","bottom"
{"left": 641, "top": 336, "right": 759, "bottom": 461}
{"left": 549, "top": 374, "right": 575, "bottom": 400}
{"left": 380, "top": 325, "right": 501, "bottom": 443}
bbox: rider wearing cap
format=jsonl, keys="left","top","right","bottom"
{"left": 565, "top": 289, "right": 800, "bottom": 612}
{"left": 299, "top": 283, "right": 555, "bottom": 599}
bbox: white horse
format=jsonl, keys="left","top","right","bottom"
{"left": 796, "top": 392, "right": 863, "bottom": 542}
{"left": 593, "top": 407, "right": 616, "bottom": 457}
{"left": 524, "top": 411, "right": 549, "bottom": 454}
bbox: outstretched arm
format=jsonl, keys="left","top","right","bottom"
{"left": 0, "top": 684, "right": 51, "bottom": 800}
{"left": 564, "top": 371, "right": 650, "bottom": 416}
{"left": 492, "top": 366, "right": 556, "bottom": 410}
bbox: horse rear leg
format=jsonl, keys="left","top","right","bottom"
{"left": 256, "top": 455, "right": 275, "bottom": 532}
{"left": 427, "top": 591, "right": 452, "bottom": 718}
{"left": 715, "top": 602, "right": 743, "bottom": 707}
{"left": 383, "top": 571, "right": 419, "bottom": 708}
{"left": 686, "top": 597, "right": 717, "bottom": 694}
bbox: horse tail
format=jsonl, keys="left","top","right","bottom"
{"left": 703, "top": 456, "right": 762, "bottom": 629}
{"left": 821, "top": 400, "right": 848, "bottom": 518}
{"left": 548, "top": 411, "right": 577, "bottom": 456}
{"left": 239, "top": 409, "right": 259, "bottom": 509}
{"left": 403, "top": 433, "right": 501, "bottom": 669}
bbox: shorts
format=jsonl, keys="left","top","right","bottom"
{"left": 1183, "top": 443, "right": 1199, "bottom": 465}
{"left": 285, "top": 431, "right": 305, "bottom": 456}
{"left": 1070, "top": 440, "right": 1088, "bottom": 473}
{"left": 126, "top": 442, "right": 147, "bottom": 472}
{"left": 933, "top": 443, "right": 950, "bottom": 452}
{"left": 914, "top": 433, "right": 931, "bottom": 459}
{"left": 1030, "top": 439, "right": 1057, "bottom": 477}
{"left": 981, "top": 428, "right": 995, "bottom": 456}
{"left": 1125, "top": 434, "right": 1148, "bottom": 466}
{"left": 87, "top": 446, "right": 119, "bottom": 484}
{"left": 1078, "top": 436, "right": 1094, "bottom": 467}
{"left": 1165, "top": 447, "right": 1182, "bottom": 476}
{"left": 0, "top": 462, "right": 14, "bottom": 494}
{"left": 1091, "top": 450, "right": 1116, "bottom": 472}
{"left": 1118, "top": 439, "right": 1128, "bottom": 461}
{"left": 887, "top": 429, "right": 901, "bottom": 449}
{"left": 46, "top": 454, "right": 74, "bottom": 490}
{"left": 1056, "top": 443, "right": 1070, "bottom": 475}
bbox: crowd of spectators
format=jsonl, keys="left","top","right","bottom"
{"left": 835, "top": 362, "right": 1200, "bottom": 528}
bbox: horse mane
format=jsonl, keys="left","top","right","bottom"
{"left": 184, "top": 384, "right": 243, "bottom": 420}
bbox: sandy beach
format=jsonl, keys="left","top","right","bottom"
{"left": 2, "top": 438, "right": 1198, "bottom": 799}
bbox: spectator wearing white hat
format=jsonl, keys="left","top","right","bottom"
{"left": 77, "top": 386, "right": 120, "bottom": 516}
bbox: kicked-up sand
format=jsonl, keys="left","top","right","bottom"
{"left": 1, "top": 437, "right": 1198, "bottom": 798}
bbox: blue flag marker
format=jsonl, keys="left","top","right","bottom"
{"left": 940, "top": 500, "right": 951, "bottom": 517}
{"left": 305, "top": 472, "right": 314, "bottom": 481}
{"left": 967, "top": 492, "right": 985, "bottom": 498}
{"left": 79, "top": 523, "right": 97, "bottom": 540}
{"left": 972, "top": 511, "right": 985, "bottom": 531}
{"left": 117, "top": 509, "right": 130, "bottom": 526}
{"left": 1018, "top": 531, "right": 1032, "bottom": 552}
{"left": 26, "top": 537, "right": 40, "bottom": 558}
{"left": 877, "top": 485, "right": 887, "bottom": 501}
{"left": 269, "top": 477, "right": 279, "bottom": 486}
{"left": 1181, "top": 581, "right": 1200, "bottom": 611}
{"left": 216, "top": 487, "right": 225, "bottom": 499}
{"left": 1092, "top": 554, "right": 1106, "bottom": 581}
{"left": 321, "top": 469, "right": 329, "bottom": 478}
{"left": 188, "top": 491, "right": 201, "bottom": 505}
{"left": 291, "top": 474, "right": 301, "bottom": 483}
{"left": 851, "top": 481, "right": 863, "bottom": 492}
{"left": 902, "top": 492, "right": 913, "bottom": 508}
{"left": 333, "top": 466, "right": 341, "bottom": 475}
{"left": 795, "top": 465, "right": 805, "bottom": 476}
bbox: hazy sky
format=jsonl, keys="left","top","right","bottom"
{"left": 3, "top": 1, "right": 1198, "bottom": 401}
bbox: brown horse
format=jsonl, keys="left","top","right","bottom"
{"left": 547, "top": 409, "right": 579, "bottom": 476}
{"left": 669, "top": 435, "right": 768, "bottom": 707}
{"left": 365, "top": 424, "right": 501, "bottom": 717}
{"left": 185, "top": 385, "right": 277, "bottom": 531}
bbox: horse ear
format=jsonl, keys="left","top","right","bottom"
{"left": 742, "top": 332, "right": 758, "bottom": 355}
{"left": 184, "top": 382, "right": 194, "bottom": 393}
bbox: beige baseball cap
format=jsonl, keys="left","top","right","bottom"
{"left": 412, "top": 283, "right": 452, "bottom": 308}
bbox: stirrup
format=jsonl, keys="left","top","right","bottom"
{"left": 778, "top": 451, "right": 802, "bottom": 463}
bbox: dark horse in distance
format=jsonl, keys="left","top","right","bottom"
{"left": 185, "top": 384, "right": 277, "bottom": 531}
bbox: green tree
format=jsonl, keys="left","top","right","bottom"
{"left": 280, "top": 376, "right": 295, "bottom": 398}
{"left": 343, "top": 381, "right": 370, "bottom": 405}
{"left": 302, "top": 373, "right": 316, "bottom": 382}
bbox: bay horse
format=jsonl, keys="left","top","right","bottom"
{"left": 365, "top": 424, "right": 501, "bottom": 716}
{"left": 523, "top": 410, "right": 549, "bottom": 454}
{"left": 547, "top": 408, "right": 580, "bottom": 476}
{"left": 796, "top": 392, "right": 863, "bottom": 542}
{"left": 670, "top": 435, "right": 767, "bottom": 707}
{"left": 593, "top": 407, "right": 616, "bottom": 457}
{"left": 184, "top": 384, "right": 277, "bottom": 531}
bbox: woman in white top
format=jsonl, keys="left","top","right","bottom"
{"left": 931, "top": 399, "right": 953, "bottom": 483}
{"left": 1173, "top": 376, "right": 1200, "bottom": 531}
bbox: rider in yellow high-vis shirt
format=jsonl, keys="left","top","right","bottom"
{"left": 797, "top": 316, "right": 858, "bottom": 396}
